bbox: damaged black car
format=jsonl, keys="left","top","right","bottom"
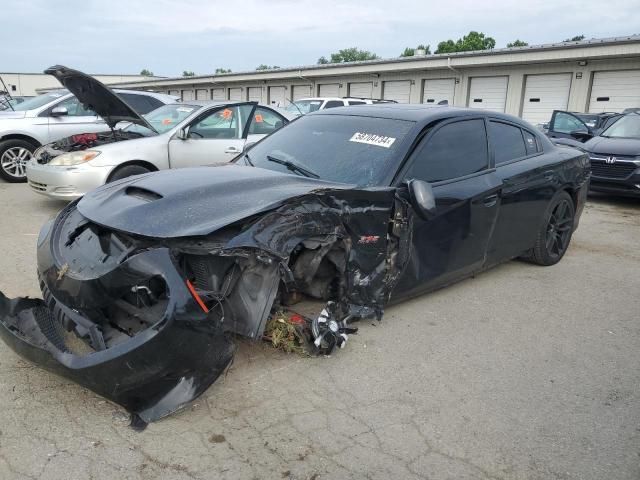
{"left": 0, "top": 105, "right": 590, "bottom": 427}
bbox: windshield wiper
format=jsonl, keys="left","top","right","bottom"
{"left": 266, "top": 155, "right": 319, "bottom": 178}
{"left": 243, "top": 152, "right": 254, "bottom": 166}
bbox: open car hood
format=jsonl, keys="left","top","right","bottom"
{"left": 77, "top": 165, "right": 351, "bottom": 238}
{"left": 44, "top": 65, "right": 157, "bottom": 133}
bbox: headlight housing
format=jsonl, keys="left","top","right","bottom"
{"left": 49, "top": 150, "right": 101, "bottom": 166}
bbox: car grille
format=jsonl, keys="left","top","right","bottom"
{"left": 589, "top": 158, "right": 638, "bottom": 179}
{"left": 28, "top": 180, "right": 47, "bottom": 192}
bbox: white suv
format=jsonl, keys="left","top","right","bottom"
{"left": 0, "top": 85, "right": 177, "bottom": 182}
{"left": 285, "top": 97, "right": 396, "bottom": 115}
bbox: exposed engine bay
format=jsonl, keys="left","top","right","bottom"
{"left": 35, "top": 129, "right": 146, "bottom": 164}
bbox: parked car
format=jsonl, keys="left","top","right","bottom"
{"left": 544, "top": 110, "right": 622, "bottom": 141}
{"left": 0, "top": 105, "right": 589, "bottom": 426}
{"left": 28, "top": 98, "right": 295, "bottom": 200}
{"left": 0, "top": 66, "right": 178, "bottom": 182}
{"left": 285, "top": 97, "right": 396, "bottom": 115}
{"left": 552, "top": 112, "right": 640, "bottom": 196}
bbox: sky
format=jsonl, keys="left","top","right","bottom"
{"left": 2, "top": 0, "right": 640, "bottom": 77}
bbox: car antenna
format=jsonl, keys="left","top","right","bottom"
{"left": 0, "top": 76, "right": 15, "bottom": 111}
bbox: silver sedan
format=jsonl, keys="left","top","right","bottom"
{"left": 27, "top": 101, "right": 295, "bottom": 200}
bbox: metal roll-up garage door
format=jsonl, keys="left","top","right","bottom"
{"left": 383, "top": 81, "right": 411, "bottom": 103}
{"left": 181, "top": 90, "right": 195, "bottom": 101}
{"left": 168, "top": 90, "right": 180, "bottom": 96}
{"left": 589, "top": 70, "right": 640, "bottom": 112}
{"left": 318, "top": 84, "right": 340, "bottom": 97}
{"left": 468, "top": 76, "right": 508, "bottom": 112}
{"left": 422, "top": 78, "right": 455, "bottom": 107}
{"left": 247, "top": 87, "right": 262, "bottom": 102}
{"left": 269, "top": 86, "right": 286, "bottom": 106}
{"left": 292, "top": 85, "right": 312, "bottom": 100}
{"left": 195, "top": 89, "right": 208, "bottom": 100}
{"left": 521, "top": 73, "right": 572, "bottom": 125}
{"left": 211, "top": 88, "right": 225, "bottom": 100}
{"left": 349, "top": 82, "right": 373, "bottom": 98}
{"left": 229, "top": 88, "right": 242, "bottom": 101}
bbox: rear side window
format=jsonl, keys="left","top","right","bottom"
{"left": 248, "top": 107, "right": 286, "bottom": 135}
{"left": 406, "top": 119, "right": 488, "bottom": 182}
{"left": 522, "top": 130, "right": 540, "bottom": 155}
{"left": 489, "top": 121, "right": 527, "bottom": 165}
{"left": 348, "top": 100, "right": 366, "bottom": 105}
{"left": 324, "top": 100, "right": 344, "bottom": 109}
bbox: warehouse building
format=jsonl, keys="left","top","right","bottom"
{"left": 113, "top": 35, "right": 640, "bottom": 125}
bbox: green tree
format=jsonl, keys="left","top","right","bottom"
{"left": 317, "top": 47, "right": 379, "bottom": 64}
{"left": 400, "top": 47, "right": 415, "bottom": 57}
{"left": 435, "top": 39, "right": 456, "bottom": 54}
{"left": 435, "top": 31, "right": 496, "bottom": 54}
{"left": 139, "top": 68, "right": 154, "bottom": 76}
{"left": 507, "top": 39, "right": 528, "bottom": 48}
{"left": 256, "top": 64, "right": 280, "bottom": 70}
{"left": 563, "top": 35, "right": 585, "bottom": 42}
{"left": 214, "top": 68, "right": 232, "bottom": 74}
{"left": 182, "top": 70, "right": 195, "bottom": 77}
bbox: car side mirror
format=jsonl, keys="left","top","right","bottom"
{"left": 176, "top": 127, "right": 189, "bottom": 140}
{"left": 407, "top": 179, "right": 436, "bottom": 220}
{"left": 50, "top": 106, "right": 68, "bottom": 117}
{"left": 243, "top": 142, "right": 256, "bottom": 152}
{"left": 569, "top": 129, "right": 592, "bottom": 140}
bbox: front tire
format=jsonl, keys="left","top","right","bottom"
{"left": 0, "top": 139, "right": 37, "bottom": 182}
{"left": 108, "top": 164, "right": 151, "bottom": 182}
{"left": 528, "top": 191, "right": 575, "bottom": 266}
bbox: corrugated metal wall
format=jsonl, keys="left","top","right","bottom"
{"left": 125, "top": 55, "right": 640, "bottom": 122}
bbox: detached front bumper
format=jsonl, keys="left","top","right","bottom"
{"left": 26, "top": 161, "right": 111, "bottom": 200}
{"left": 0, "top": 208, "right": 235, "bottom": 426}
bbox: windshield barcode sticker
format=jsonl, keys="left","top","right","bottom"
{"left": 349, "top": 132, "right": 396, "bottom": 148}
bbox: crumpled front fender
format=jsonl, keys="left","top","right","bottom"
{"left": 0, "top": 248, "right": 235, "bottom": 426}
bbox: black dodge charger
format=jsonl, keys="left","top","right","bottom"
{"left": 0, "top": 105, "right": 590, "bottom": 426}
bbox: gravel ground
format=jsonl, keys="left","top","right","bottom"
{"left": 0, "top": 183, "right": 638, "bottom": 480}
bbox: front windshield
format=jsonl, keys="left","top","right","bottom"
{"left": 601, "top": 114, "right": 640, "bottom": 139}
{"left": 241, "top": 114, "right": 414, "bottom": 186}
{"left": 9, "top": 92, "right": 67, "bottom": 111}
{"left": 124, "top": 104, "right": 199, "bottom": 134}
{"left": 285, "top": 100, "right": 323, "bottom": 115}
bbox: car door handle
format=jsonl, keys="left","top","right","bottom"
{"left": 224, "top": 147, "right": 241, "bottom": 154}
{"left": 483, "top": 194, "right": 498, "bottom": 207}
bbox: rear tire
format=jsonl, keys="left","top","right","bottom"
{"left": 108, "top": 164, "right": 151, "bottom": 182}
{"left": 0, "top": 139, "right": 37, "bottom": 183}
{"left": 528, "top": 191, "right": 575, "bottom": 266}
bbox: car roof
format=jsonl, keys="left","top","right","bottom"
{"left": 311, "top": 104, "right": 530, "bottom": 125}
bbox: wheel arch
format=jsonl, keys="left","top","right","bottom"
{"left": 106, "top": 160, "right": 159, "bottom": 182}
{"left": 0, "top": 134, "right": 41, "bottom": 148}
